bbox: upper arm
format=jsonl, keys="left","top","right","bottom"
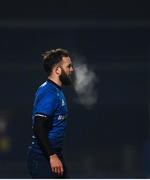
{"left": 34, "top": 91, "right": 58, "bottom": 118}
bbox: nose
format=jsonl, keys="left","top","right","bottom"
{"left": 70, "top": 66, "right": 74, "bottom": 72}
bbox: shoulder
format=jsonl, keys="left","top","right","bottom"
{"left": 36, "top": 81, "right": 59, "bottom": 100}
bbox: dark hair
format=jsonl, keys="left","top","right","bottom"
{"left": 41, "top": 48, "right": 69, "bottom": 75}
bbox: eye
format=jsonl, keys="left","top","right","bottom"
{"left": 68, "top": 64, "right": 73, "bottom": 68}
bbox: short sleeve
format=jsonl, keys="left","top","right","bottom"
{"left": 34, "top": 91, "right": 58, "bottom": 118}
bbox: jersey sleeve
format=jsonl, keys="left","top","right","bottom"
{"left": 34, "top": 91, "right": 58, "bottom": 118}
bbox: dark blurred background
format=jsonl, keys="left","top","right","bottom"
{"left": 0, "top": 0, "right": 149, "bottom": 178}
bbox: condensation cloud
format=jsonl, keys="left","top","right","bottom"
{"left": 73, "top": 57, "right": 98, "bottom": 109}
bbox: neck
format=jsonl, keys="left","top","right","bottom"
{"left": 48, "top": 75, "right": 62, "bottom": 87}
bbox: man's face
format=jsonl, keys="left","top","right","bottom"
{"left": 59, "top": 56, "right": 74, "bottom": 86}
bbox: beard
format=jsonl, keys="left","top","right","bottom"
{"left": 59, "top": 68, "right": 73, "bottom": 86}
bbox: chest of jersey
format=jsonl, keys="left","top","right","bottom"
{"left": 53, "top": 91, "right": 68, "bottom": 123}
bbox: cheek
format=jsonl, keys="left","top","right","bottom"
{"left": 66, "top": 71, "right": 70, "bottom": 76}
{"left": 65, "top": 68, "right": 70, "bottom": 74}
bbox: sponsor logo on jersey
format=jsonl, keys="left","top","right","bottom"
{"left": 58, "top": 115, "right": 65, "bottom": 120}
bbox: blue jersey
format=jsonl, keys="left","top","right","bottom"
{"left": 31, "top": 79, "right": 68, "bottom": 154}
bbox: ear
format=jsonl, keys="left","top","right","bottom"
{"left": 55, "top": 66, "right": 61, "bottom": 75}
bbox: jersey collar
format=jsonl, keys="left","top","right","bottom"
{"left": 47, "top": 79, "right": 62, "bottom": 90}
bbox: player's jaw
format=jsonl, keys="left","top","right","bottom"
{"left": 59, "top": 67, "right": 73, "bottom": 86}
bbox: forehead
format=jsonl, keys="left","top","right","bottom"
{"left": 61, "top": 56, "right": 72, "bottom": 65}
